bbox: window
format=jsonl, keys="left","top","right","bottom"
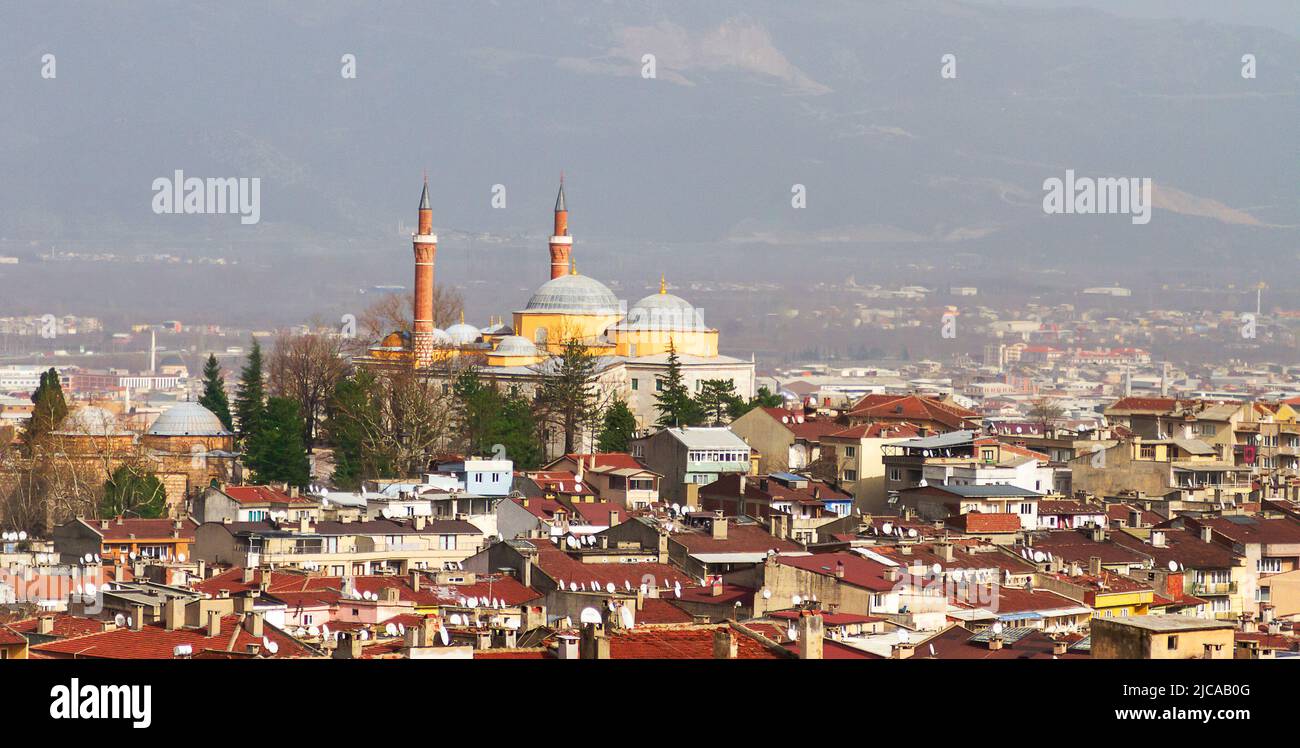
{"left": 439, "top": 535, "right": 456, "bottom": 550}
{"left": 1167, "top": 635, "right": 1178, "bottom": 649}
{"left": 844, "top": 470, "right": 857, "bottom": 481}
{"left": 631, "top": 378, "right": 639, "bottom": 391}
{"left": 303, "top": 614, "right": 314, "bottom": 625}
{"left": 1140, "top": 445, "right": 1155, "bottom": 459}
{"left": 656, "top": 379, "right": 664, "bottom": 392}
{"left": 1019, "top": 503, "right": 1033, "bottom": 515}
{"left": 981, "top": 448, "right": 996, "bottom": 464}
{"left": 845, "top": 446, "right": 857, "bottom": 458}
{"left": 1258, "top": 558, "right": 1282, "bottom": 574}
{"left": 889, "top": 468, "right": 902, "bottom": 481}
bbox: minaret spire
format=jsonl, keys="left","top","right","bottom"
{"left": 549, "top": 173, "right": 573, "bottom": 280}
{"left": 412, "top": 177, "right": 438, "bottom": 368}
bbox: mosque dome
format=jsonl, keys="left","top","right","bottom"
{"left": 58, "top": 406, "right": 122, "bottom": 436}
{"left": 493, "top": 335, "right": 540, "bottom": 357}
{"left": 429, "top": 328, "right": 452, "bottom": 346}
{"left": 624, "top": 285, "right": 701, "bottom": 330}
{"left": 147, "top": 402, "right": 229, "bottom": 437}
{"left": 445, "top": 323, "right": 481, "bottom": 345}
{"left": 524, "top": 273, "right": 619, "bottom": 315}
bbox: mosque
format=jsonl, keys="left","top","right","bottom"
{"left": 356, "top": 178, "right": 755, "bottom": 434}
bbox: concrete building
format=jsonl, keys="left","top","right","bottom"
{"left": 1090, "top": 615, "right": 1235, "bottom": 659}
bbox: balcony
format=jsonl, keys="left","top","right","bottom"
{"left": 1190, "top": 581, "right": 1237, "bottom": 596}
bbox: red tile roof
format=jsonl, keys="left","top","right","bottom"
{"left": 774, "top": 552, "right": 896, "bottom": 591}
{"left": 222, "top": 485, "right": 317, "bottom": 505}
{"left": 635, "top": 598, "right": 695, "bottom": 625}
{"left": 534, "top": 546, "right": 692, "bottom": 592}
{"left": 952, "top": 512, "right": 1022, "bottom": 533}
{"left": 607, "top": 626, "right": 783, "bottom": 659}
{"left": 30, "top": 616, "right": 318, "bottom": 659}
{"left": 93, "top": 518, "right": 197, "bottom": 541}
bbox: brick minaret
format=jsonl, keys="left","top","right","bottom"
{"left": 549, "top": 174, "right": 572, "bottom": 280}
{"left": 412, "top": 178, "right": 438, "bottom": 368}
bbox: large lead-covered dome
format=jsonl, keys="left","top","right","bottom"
{"left": 524, "top": 273, "right": 619, "bottom": 314}
{"left": 58, "top": 406, "right": 122, "bottom": 436}
{"left": 148, "top": 402, "right": 229, "bottom": 436}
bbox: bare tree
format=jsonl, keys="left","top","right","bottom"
{"left": 268, "top": 331, "right": 351, "bottom": 453}
{"left": 357, "top": 287, "right": 465, "bottom": 342}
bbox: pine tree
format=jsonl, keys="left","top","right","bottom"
{"left": 245, "top": 396, "right": 310, "bottom": 487}
{"left": 695, "top": 379, "right": 743, "bottom": 425}
{"left": 26, "top": 367, "right": 68, "bottom": 447}
{"left": 198, "top": 354, "right": 233, "bottom": 431}
{"left": 488, "top": 387, "right": 542, "bottom": 469}
{"left": 101, "top": 465, "right": 167, "bottom": 518}
{"left": 452, "top": 368, "right": 504, "bottom": 455}
{"left": 654, "top": 342, "right": 701, "bottom": 427}
{"left": 233, "top": 339, "right": 266, "bottom": 445}
{"left": 597, "top": 399, "right": 638, "bottom": 452}
{"left": 536, "top": 338, "right": 600, "bottom": 454}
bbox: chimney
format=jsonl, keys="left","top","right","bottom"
{"left": 132, "top": 604, "right": 145, "bottom": 631}
{"left": 609, "top": 510, "right": 619, "bottom": 526}
{"left": 580, "top": 623, "right": 610, "bottom": 660}
{"left": 1128, "top": 509, "right": 1141, "bottom": 527}
{"left": 711, "top": 515, "right": 728, "bottom": 540}
{"left": 987, "top": 636, "right": 1004, "bottom": 651}
{"left": 1151, "top": 530, "right": 1166, "bottom": 548}
{"left": 885, "top": 566, "right": 899, "bottom": 583}
{"left": 519, "top": 558, "right": 532, "bottom": 588}
{"left": 289, "top": 485, "right": 299, "bottom": 498}
{"left": 711, "top": 580, "right": 724, "bottom": 597}
{"left": 298, "top": 517, "right": 310, "bottom": 534}
{"left": 414, "top": 516, "right": 427, "bottom": 532}
{"left": 242, "top": 567, "right": 255, "bottom": 583}
{"left": 891, "top": 639, "right": 914, "bottom": 659}
{"left": 99, "top": 519, "right": 109, "bottom": 530}
{"left": 712, "top": 628, "right": 738, "bottom": 659}
{"left": 934, "top": 540, "right": 955, "bottom": 563}
{"left": 163, "top": 597, "right": 186, "bottom": 631}
{"left": 556, "top": 633, "right": 580, "bottom": 660}
{"left": 1200, "top": 525, "right": 1213, "bottom": 543}
{"left": 796, "top": 611, "right": 824, "bottom": 660}
{"left": 206, "top": 610, "right": 222, "bottom": 638}
{"left": 1088, "top": 556, "right": 1102, "bottom": 576}
{"left": 410, "top": 569, "right": 421, "bottom": 592}
{"left": 1052, "top": 640, "right": 1068, "bottom": 656}
{"left": 244, "top": 612, "right": 264, "bottom": 638}
{"left": 834, "top": 560, "right": 846, "bottom": 579}
{"left": 333, "top": 632, "right": 363, "bottom": 659}
{"left": 37, "top": 616, "right": 54, "bottom": 635}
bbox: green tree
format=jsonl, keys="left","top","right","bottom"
{"left": 453, "top": 368, "right": 504, "bottom": 455}
{"left": 198, "top": 354, "right": 234, "bottom": 431}
{"left": 100, "top": 465, "right": 166, "bottom": 518}
{"left": 695, "top": 379, "right": 743, "bottom": 425}
{"left": 25, "top": 368, "right": 68, "bottom": 447}
{"left": 326, "top": 372, "right": 386, "bottom": 490}
{"left": 233, "top": 340, "right": 266, "bottom": 445}
{"left": 654, "top": 343, "right": 702, "bottom": 427}
{"left": 245, "top": 396, "right": 310, "bottom": 487}
{"left": 596, "top": 399, "right": 638, "bottom": 452}
{"left": 730, "top": 385, "right": 785, "bottom": 419}
{"left": 535, "top": 338, "right": 601, "bottom": 455}
{"left": 488, "top": 387, "right": 542, "bottom": 469}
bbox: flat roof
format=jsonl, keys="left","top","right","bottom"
{"left": 1096, "top": 614, "right": 1233, "bottom": 633}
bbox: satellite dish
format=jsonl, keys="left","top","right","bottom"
{"left": 177, "top": 553, "right": 186, "bottom": 563}
{"left": 384, "top": 623, "right": 398, "bottom": 636}
{"left": 624, "top": 580, "right": 631, "bottom": 591}
{"left": 83, "top": 553, "right": 93, "bottom": 563}
{"left": 308, "top": 625, "right": 320, "bottom": 637}
{"left": 321, "top": 625, "right": 330, "bottom": 639}
{"left": 93, "top": 553, "right": 101, "bottom": 563}
{"left": 569, "top": 582, "right": 578, "bottom": 592}
{"left": 761, "top": 588, "right": 772, "bottom": 600}
{"left": 114, "top": 613, "right": 126, "bottom": 627}
{"left": 605, "top": 582, "right": 616, "bottom": 594}
{"left": 449, "top": 613, "right": 462, "bottom": 625}
{"left": 83, "top": 582, "right": 96, "bottom": 596}
{"left": 792, "top": 595, "right": 803, "bottom": 605}
{"left": 126, "top": 616, "right": 133, "bottom": 627}
{"left": 639, "top": 583, "right": 648, "bottom": 595}
{"left": 438, "top": 626, "right": 450, "bottom": 646}
{"left": 673, "top": 581, "right": 681, "bottom": 598}
{"left": 897, "top": 629, "right": 910, "bottom": 644}
{"left": 129, "top": 551, "right": 136, "bottom": 560}
{"left": 787, "top": 626, "right": 798, "bottom": 641}
{"left": 881, "top": 523, "right": 893, "bottom": 535}
{"left": 579, "top": 607, "right": 603, "bottom": 625}
{"left": 907, "top": 528, "right": 918, "bottom": 538}
{"left": 566, "top": 536, "right": 578, "bottom": 549}
{"left": 467, "top": 597, "right": 479, "bottom": 608}
{"left": 1167, "top": 560, "right": 1179, "bottom": 572}
{"left": 266, "top": 641, "right": 279, "bottom": 654}
{"left": 358, "top": 629, "right": 369, "bottom": 641}
{"left": 992, "top": 621, "right": 1004, "bottom": 635}
{"left": 931, "top": 563, "right": 942, "bottom": 575}
{"left": 619, "top": 605, "right": 635, "bottom": 628}
{"left": 1032, "top": 551, "right": 1046, "bottom": 563}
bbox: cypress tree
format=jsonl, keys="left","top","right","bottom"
{"left": 198, "top": 354, "right": 234, "bottom": 431}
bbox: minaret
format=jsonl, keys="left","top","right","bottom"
{"left": 412, "top": 177, "right": 438, "bottom": 368}
{"left": 549, "top": 174, "right": 572, "bottom": 280}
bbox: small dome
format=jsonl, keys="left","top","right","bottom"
{"left": 147, "top": 402, "right": 229, "bottom": 437}
{"left": 58, "top": 406, "right": 122, "bottom": 436}
{"left": 524, "top": 273, "right": 619, "bottom": 314}
{"left": 624, "top": 291, "right": 701, "bottom": 330}
{"left": 429, "top": 328, "right": 452, "bottom": 345}
{"left": 493, "top": 335, "right": 540, "bottom": 357}
{"left": 445, "top": 323, "right": 480, "bottom": 345}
